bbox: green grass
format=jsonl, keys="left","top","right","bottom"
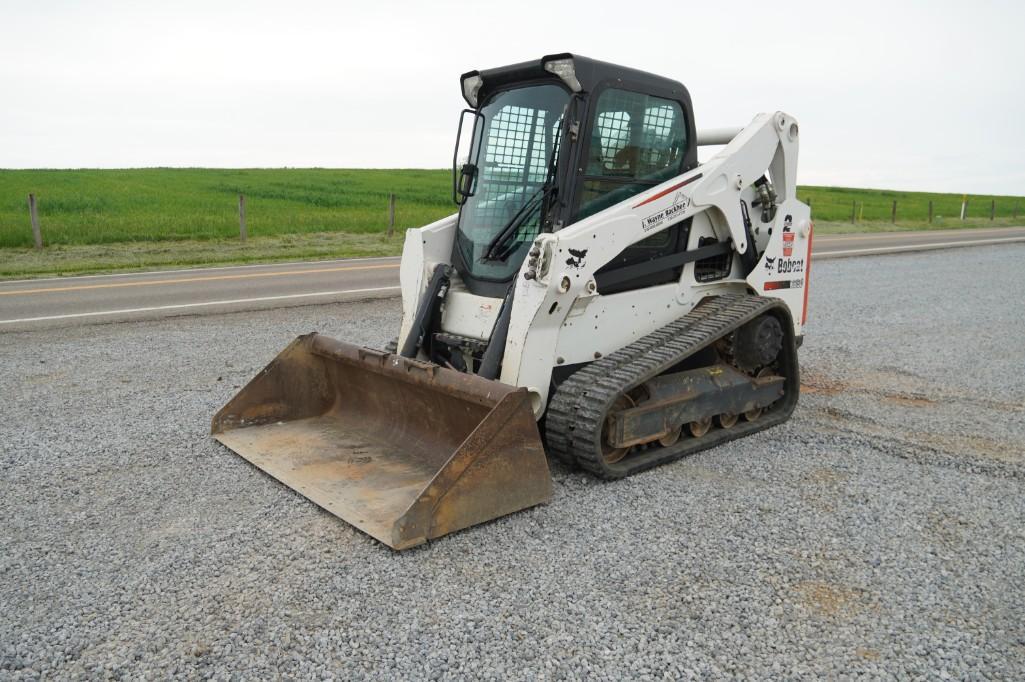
{"left": 1, "top": 168, "right": 1022, "bottom": 278}
{"left": 796, "top": 185, "right": 1024, "bottom": 228}
{"left": 0, "top": 168, "right": 454, "bottom": 248}
{"left": 0, "top": 232, "right": 403, "bottom": 279}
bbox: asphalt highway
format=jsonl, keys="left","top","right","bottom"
{"left": 2, "top": 226, "right": 1023, "bottom": 330}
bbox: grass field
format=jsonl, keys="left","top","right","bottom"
{"left": 0, "top": 169, "right": 454, "bottom": 248}
{"left": 1, "top": 168, "right": 1022, "bottom": 277}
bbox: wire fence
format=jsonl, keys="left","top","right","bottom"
{"left": 801, "top": 191, "right": 1021, "bottom": 224}
{"left": 16, "top": 192, "right": 402, "bottom": 250}
{"left": 10, "top": 183, "right": 1025, "bottom": 250}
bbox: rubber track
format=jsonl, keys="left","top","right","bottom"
{"left": 546, "top": 294, "right": 795, "bottom": 478}
{"left": 546, "top": 295, "right": 736, "bottom": 463}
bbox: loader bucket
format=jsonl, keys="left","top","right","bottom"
{"left": 211, "top": 333, "right": 552, "bottom": 550}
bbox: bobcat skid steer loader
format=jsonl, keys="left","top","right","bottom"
{"left": 213, "top": 53, "right": 812, "bottom": 549}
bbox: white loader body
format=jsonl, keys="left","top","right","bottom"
{"left": 400, "top": 111, "right": 812, "bottom": 416}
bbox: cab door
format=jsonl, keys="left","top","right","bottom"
{"left": 572, "top": 87, "right": 695, "bottom": 293}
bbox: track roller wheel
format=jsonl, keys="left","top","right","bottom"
{"left": 689, "top": 417, "right": 712, "bottom": 438}
{"left": 743, "top": 367, "right": 777, "bottom": 421}
{"left": 545, "top": 294, "right": 800, "bottom": 481}
{"left": 658, "top": 427, "right": 682, "bottom": 447}
{"left": 601, "top": 394, "right": 636, "bottom": 464}
{"left": 717, "top": 413, "right": 738, "bottom": 429}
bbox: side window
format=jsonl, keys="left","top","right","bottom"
{"left": 577, "top": 89, "right": 687, "bottom": 224}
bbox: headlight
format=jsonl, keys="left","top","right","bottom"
{"left": 461, "top": 72, "right": 483, "bottom": 108}
{"left": 542, "top": 57, "right": 581, "bottom": 92}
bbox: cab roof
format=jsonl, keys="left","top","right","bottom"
{"left": 461, "top": 53, "right": 688, "bottom": 108}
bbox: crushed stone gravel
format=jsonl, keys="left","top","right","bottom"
{"left": 2, "top": 244, "right": 1024, "bottom": 679}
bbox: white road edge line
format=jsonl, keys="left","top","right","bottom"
{"left": 4, "top": 231, "right": 1021, "bottom": 286}
{"left": 0, "top": 255, "right": 402, "bottom": 285}
{"left": 816, "top": 227, "right": 1025, "bottom": 243}
{"left": 817, "top": 236, "right": 1025, "bottom": 257}
{"left": 6, "top": 237, "right": 1023, "bottom": 325}
{"left": 0, "top": 286, "right": 401, "bottom": 325}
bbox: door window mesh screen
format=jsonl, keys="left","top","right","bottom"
{"left": 466, "top": 106, "right": 559, "bottom": 244}
{"left": 463, "top": 107, "right": 561, "bottom": 254}
{"left": 585, "top": 89, "right": 685, "bottom": 179}
{"left": 592, "top": 111, "right": 631, "bottom": 174}
{"left": 576, "top": 89, "right": 687, "bottom": 222}
{"left": 455, "top": 84, "right": 569, "bottom": 282}
{"left": 641, "top": 105, "right": 680, "bottom": 170}
{"left": 483, "top": 106, "right": 550, "bottom": 181}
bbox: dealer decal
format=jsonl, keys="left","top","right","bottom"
{"left": 641, "top": 193, "right": 690, "bottom": 232}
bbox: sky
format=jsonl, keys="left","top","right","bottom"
{"left": 1, "top": 0, "right": 1023, "bottom": 194}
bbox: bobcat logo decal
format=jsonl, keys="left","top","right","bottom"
{"left": 566, "top": 248, "right": 588, "bottom": 269}
{"left": 764, "top": 256, "right": 776, "bottom": 272}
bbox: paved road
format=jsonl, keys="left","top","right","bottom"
{"left": 2, "top": 226, "right": 1024, "bottom": 330}
{"left": 810, "top": 225, "right": 1025, "bottom": 258}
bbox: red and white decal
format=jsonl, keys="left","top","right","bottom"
{"left": 801, "top": 223, "right": 814, "bottom": 326}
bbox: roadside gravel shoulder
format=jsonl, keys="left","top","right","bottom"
{"left": 1, "top": 244, "right": 1023, "bottom": 679}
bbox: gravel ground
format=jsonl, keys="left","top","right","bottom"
{"left": 2, "top": 244, "right": 1024, "bottom": 680}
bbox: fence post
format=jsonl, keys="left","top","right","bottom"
{"left": 238, "top": 194, "right": 247, "bottom": 242}
{"left": 850, "top": 199, "right": 856, "bottom": 224}
{"left": 928, "top": 200, "right": 933, "bottom": 224}
{"left": 990, "top": 199, "right": 995, "bottom": 221}
{"left": 891, "top": 200, "right": 897, "bottom": 224}
{"left": 27, "top": 193, "right": 42, "bottom": 249}
{"left": 1015, "top": 200, "right": 1019, "bottom": 220}
{"left": 388, "top": 193, "right": 396, "bottom": 238}
{"left": 960, "top": 195, "right": 967, "bottom": 220}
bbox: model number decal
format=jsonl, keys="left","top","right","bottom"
{"left": 764, "top": 278, "right": 803, "bottom": 291}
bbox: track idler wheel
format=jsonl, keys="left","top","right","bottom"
{"left": 734, "top": 315, "right": 784, "bottom": 374}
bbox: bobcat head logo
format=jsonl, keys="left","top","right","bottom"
{"left": 764, "top": 256, "right": 776, "bottom": 272}
{"left": 565, "top": 248, "right": 588, "bottom": 269}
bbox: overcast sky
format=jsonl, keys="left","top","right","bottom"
{"left": 2, "top": 0, "right": 1022, "bottom": 194}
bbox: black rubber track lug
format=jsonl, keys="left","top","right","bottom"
{"left": 545, "top": 294, "right": 800, "bottom": 479}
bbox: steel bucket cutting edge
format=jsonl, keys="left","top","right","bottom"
{"left": 211, "top": 333, "right": 552, "bottom": 549}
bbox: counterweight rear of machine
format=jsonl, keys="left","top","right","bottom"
{"left": 211, "top": 333, "right": 552, "bottom": 550}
